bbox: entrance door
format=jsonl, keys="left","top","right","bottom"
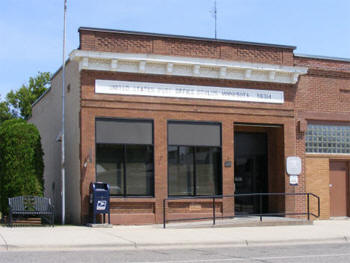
{"left": 234, "top": 132, "right": 268, "bottom": 214}
{"left": 330, "top": 161, "right": 348, "bottom": 217}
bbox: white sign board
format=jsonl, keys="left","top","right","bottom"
{"left": 286, "top": 156, "right": 302, "bottom": 175}
{"left": 95, "top": 80, "right": 284, "bottom": 104}
{"left": 289, "top": 175, "right": 299, "bottom": 185}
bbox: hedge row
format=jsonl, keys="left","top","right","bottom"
{"left": 0, "top": 119, "right": 44, "bottom": 214}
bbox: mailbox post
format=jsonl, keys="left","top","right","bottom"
{"left": 90, "top": 182, "right": 110, "bottom": 224}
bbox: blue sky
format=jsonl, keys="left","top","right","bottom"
{"left": 1, "top": 0, "right": 349, "bottom": 98}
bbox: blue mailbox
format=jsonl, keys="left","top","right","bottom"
{"left": 90, "top": 182, "right": 110, "bottom": 224}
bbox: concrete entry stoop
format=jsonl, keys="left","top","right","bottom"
{"left": 87, "top": 223, "right": 113, "bottom": 228}
{"left": 163, "top": 216, "right": 313, "bottom": 229}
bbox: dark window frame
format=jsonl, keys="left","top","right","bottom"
{"left": 167, "top": 120, "right": 223, "bottom": 197}
{"left": 95, "top": 118, "right": 155, "bottom": 198}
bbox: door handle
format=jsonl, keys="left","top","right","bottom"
{"left": 329, "top": 184, "right": 333, "bottom": 187}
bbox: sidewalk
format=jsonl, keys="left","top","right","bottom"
{"left": 1, "top": 220, "right": 350, "bottom": 251}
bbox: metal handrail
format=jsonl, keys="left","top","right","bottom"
{"left": 163, "top": 192, "right": 320, "bottom": 228}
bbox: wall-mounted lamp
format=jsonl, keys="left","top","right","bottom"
{"left": 83, "top": 150, "right": 92, "bottom": 168}
{"left": 297, "top": 119, "right": 307, "bottom": 133}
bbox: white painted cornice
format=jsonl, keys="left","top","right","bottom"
{"left": 70, "top": 50, "right": 308, "bottom": 84}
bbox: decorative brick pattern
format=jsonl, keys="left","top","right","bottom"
{"left": 94, "top": 32, "right": 153, "bottom": 53}
{"left": 237, "top": 46, "right": 282, "bottom": 64}
{"left": 80, "top": 30, "right": 291, "bottom": 65}
{"left": 154, "top": 39, "right": 220, "bottom": 59}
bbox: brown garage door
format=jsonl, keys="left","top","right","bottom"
{"left": 330, "top": 161, "right": 348, "bottom": 217}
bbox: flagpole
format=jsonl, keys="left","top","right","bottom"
{"left": 211, "top": 0, "right": 217, "bottom": 39}
{"left": 61, "top": 0, "right": 67, "bottom": 225}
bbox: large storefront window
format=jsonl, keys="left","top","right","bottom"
{"left": 306, "top": 123, "right": 350, "bottom": 154}
{"left": 168, "top": 122, "right": 222, "bottom": 196}
{"left": 95, "top": 119, "right": 154, "bottom": 196}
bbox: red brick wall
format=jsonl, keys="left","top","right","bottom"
{"left": 295, "top": 56, "right": 350, "bottom": 219}
{"left": 77, "top": 30, "right": 350, "bottom": 224}
{"left": 295, "top": 56, "right": 350, "bottom": 72}
{"left": 305, "top": 157, "right": 330, "bottom": 219}
{"left": 295, "top": 56, "right": 350, "bottom": 116}
{"left": 80, "top": 70, "right": 296, "bottom": 224}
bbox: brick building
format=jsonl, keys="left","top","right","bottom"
{"left": 30, "top": 27, "right": 350, "bottom": 225}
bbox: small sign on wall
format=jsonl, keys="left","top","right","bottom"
{"left": 289, "top": 175, "right": 299, "bottom": 185}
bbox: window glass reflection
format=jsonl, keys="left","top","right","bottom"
{"left": 126, "top": 145, "right": 154, "bottom": 196}
{"left": 168, "top": 146, "right": 194, "bottom": 196}
{"left": 96, "top": 144, "right": 124, "bottom": 195}
{"left": 96, "top": 144, "right": 154, "bottom": 196}
{"left": 168, "top": 146, "right": 222, "bottom": 196}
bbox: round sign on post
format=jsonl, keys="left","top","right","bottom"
{"left": 286, "top": 156, "right": 301, "bottom": 185}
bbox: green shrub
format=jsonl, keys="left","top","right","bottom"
{"left": 0, "top": 119, "right": 44, "bottom": 214}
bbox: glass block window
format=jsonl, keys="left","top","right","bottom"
{"left": 305, "top": 124, "right": 350, "bottom": 154}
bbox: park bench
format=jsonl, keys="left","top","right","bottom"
{"left": 8, "top": 196, "right": 54, "bottom": 226}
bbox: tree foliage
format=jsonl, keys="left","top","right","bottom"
{"left": 0, "top": 119, "right": 44, "bottom": 214}
{"left": 0, "top": 99, "right": 13, "bottom": 124}
{"left": 6, "top": 72, "right": 51, "bottom": 120}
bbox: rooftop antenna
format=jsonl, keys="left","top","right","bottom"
{"left": 211, "top": 0, "right": 217, "bottom": 39}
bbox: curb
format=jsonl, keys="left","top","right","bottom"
{"left": 2, "top": 237, "right": 349, "bottom": 252}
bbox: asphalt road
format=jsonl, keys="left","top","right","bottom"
{"left": 1, "top": 243, "right": 350, "bottom": 263}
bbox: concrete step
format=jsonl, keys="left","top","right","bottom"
{"left": 165, "top": 216, "right": 314, "bottom": 228}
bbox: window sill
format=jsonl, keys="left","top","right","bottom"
{"left": 110, "top": 197, "right": 156, "bottom": 203}
{"left": 166, "top": 198, "right": 223, "bottom": 203}
{"left": 305, "top": 153, "right": 350, "bottom": 159}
